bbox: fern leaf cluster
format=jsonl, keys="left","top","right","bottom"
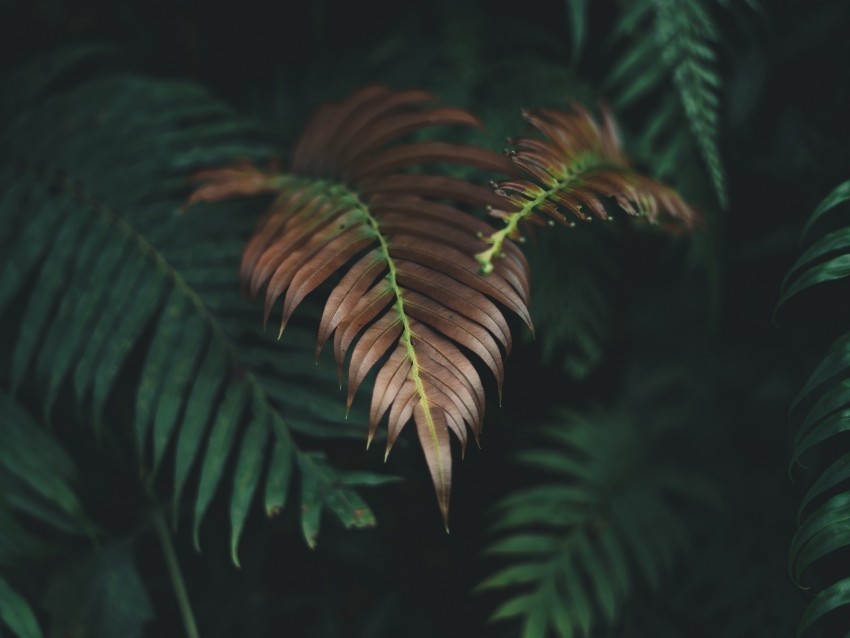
{"left": 188, "top": 86, "right": 533, "bottom": 524}
{"left": 476, "top": 102, "right": 699, "bottom": 274}
{"left": 0, "top": 392, "right": 95, "bottom": 638}
{"left": 781, "top": 180, "right": 850, "bottom": 635}
{"left": 0, "top": 54, "right": 385, "bottom": 558}
{"left": 608, "top": 0, "right": 727, "bottom": 206}
{"left": 527, "top": 228, "right": 616, "bottom": 380}
{"left": 479, "top": 409, "right": 714, "bottom": 638}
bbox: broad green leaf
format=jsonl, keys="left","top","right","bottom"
{"left": 264, "top": 439, "right": 294, "bottom": 517}
{"left": 797, "top": 577, "right": 850, "bottom": 637}
{"left": 0, "top": 507, "right": 51, "bottom": 567}
{"left": 484, "top": 534, "right": 558, "bottom": 556}
{"left": 34, "top": 213, "right": 112, "bottom": 405}
{"left": 791, "top": 493, "right": 850, "bottom": 573}
{"left": 598, "top": 527, "right": 630, "bottom": 598}
{"left": 800, "top": 452, "right": 850, "bottom": 517}
{"left": 477, "top": 563, "right": 548, "bottom": 590}
{"left": 135, "top": 290, "right": 191, "bottom": 453}
{"left": 229, "top": 417, "right": 270, "bottom": 566}
{"left": 193, "top": 382, "right": 249, "bottom": 549}
{"left": 490, "top": 592, "right": 535, "bottom": 621}
{"left": 11, "top": 196, "right": 89, "bottom": 391}
{"left": 172, "top": 341, "right": 228, "bottom": 512}
{"left": 496, "top": 485, "right": 594, "bottom": 511}
{"left": 561, "top": 557, "right": 591, "bottom": 636}
{"left": 491, "top": 504, "right": 586, "bottom": 532}
{"left": 91, "top": 269, "right": 169, "bottom": 425}
{"left": 795, "top": 380, "right": 850, "bottom": 446}
{"left": 298, "top": 455, "right": 326, "bottom": 550}
{"left": 778, "top": 254, "right": 850, "bottom": 309}
{"left": 151, "top": 317, "right": 208, "bottom": 473}
{"left": 610, "top": 492, "right": 662, "bottom": 590}
{"left": 336, "top": 471, "right": 402, "bottom": 487}
{"left": 793, "top": 334, "right": 850, "bottom": 411}
{"left": 0, "top": 395, "right": 84, "bottom": 526}
{"left": 801, "top": 179, "right": 850, "bottom": 241}
{"left": 566, "top": 0, "right": 587, "bottom": 63}
{"left": 0, "top": 577, "right": 43, "bottom": 638}
{"left": 516, "top": 450, "right": 601, "bottom": 482}
{"left": 576, "top": 531, "right": 618, "bottom": 622}
{"left": 521, "top": 598, "right": 547, "bottom": 638}
{"left": 73, "top": 252, "right": 148, "bottom": 400}
{"left": 322, "top": 484, "right": 376, "bottom": 530}
{"left": 550, "top": 604, "right": 575, "bottom": 638}
{"left": 792, "top": 411, "right": 850, "bottom": 468}
{"left": 40, "top": 230, "right": 130, "bottom": 412}
{"left": 793, "top": 525, "right": 850, "bottom": 584}
{"left": 784, "top": 227, "right": 850, "bottom": 287}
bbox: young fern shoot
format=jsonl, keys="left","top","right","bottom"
{"left": 476, "top": 103, "right": 700, "bottom": 275}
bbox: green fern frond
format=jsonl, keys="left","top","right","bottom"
{"left": 608, "top": 0, "right": 727, "bottom": 207}
{"left": 0, "top": 391, "right": 93, "bottom": 638}
{"left": 781, "top": 179, "right": 850, "bottom": 635}
{"left": 564, "top": 0, "right": 588, "bottom": 64}
{"left": 527, "top": 229, "right": 615, "bottom": 379}
{"left": 479, "top": 409, "right": 714, "bottom": 638}
{"left": 0, "top": 576, "right": 43, "bottom": 638}
{"left": 0, "top": 55, "right": 386, "bottom": 558}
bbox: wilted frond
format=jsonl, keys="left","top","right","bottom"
{"left": 479, "top": 409, "right": 715, "bottom": 638}
{"left": 781, "top": 180, "right": 850, "bottom": 636}
{"left": 189, "top": 86, "right": 532, "bottom": 525}
{"left": 476, "top": 102, "right": 699, "bottom": 274}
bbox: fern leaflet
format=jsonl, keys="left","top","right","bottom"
{"left": 781, "top": 180, "right": 850, "bottom": 635}
{"left": 479, "top": 409, "right": 714, "bottom": 638}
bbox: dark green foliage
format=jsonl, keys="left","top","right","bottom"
{"left": 0, "top": 392, "right": 89, "bottom": 638}
{"left": 782, "top": 180, "right": 850, "bottom": 636}
{"left": 0, "top": 52, "right": 393, "bottom": 636}
{"left": 480, "top": 408, "right": 716, "bottom": 637}
{"left": 0, "top": 58, "right": 382, "bottom": 562}
{"left": 526, "top": 229, "right": 616, "bottom": 379}
{"left": 0, "top": 0, "right": 846, "bottom": 636}
{"left": 607, "top": 0, "right": 729, "bottom": 206}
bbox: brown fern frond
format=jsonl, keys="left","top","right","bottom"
{"left": 476, "top": 102, "right": 700, "bottom": 274}
{"left": 188, "top": 86, "right": 531, "bottom": 526}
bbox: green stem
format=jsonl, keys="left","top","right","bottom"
{"left": 475, "top": 155, "right": 608, "bottom": 275}
{"left": 152, "top": 503, "right": 201, "bottom": 638}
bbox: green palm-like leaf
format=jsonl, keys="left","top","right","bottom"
{"left": 607, "top": 0, "right": 729, "bottom": 207}
{"left": 188, "top": 86, "right": 533, "bottom": 525}
{"left": 479, "top": 410, "right": 714, "bottom": 638}
{"left": 782, "top": 179, "right": 850, "bottom": 635}
{"left": 0, "top": 53, "right": 386, "bottom": 557}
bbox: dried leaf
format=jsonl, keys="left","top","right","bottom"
{"left": 189, "top": 86, "right": 531, "bottom": 524}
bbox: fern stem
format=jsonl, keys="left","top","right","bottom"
{"left": 330, "top": 184, "right": 448, "bottom": 525}
{"left": 152, "top": 503, "right": 201, "bottom": 638}
{"left": 475, "top": 156, "right": 607, "bottom": 274}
